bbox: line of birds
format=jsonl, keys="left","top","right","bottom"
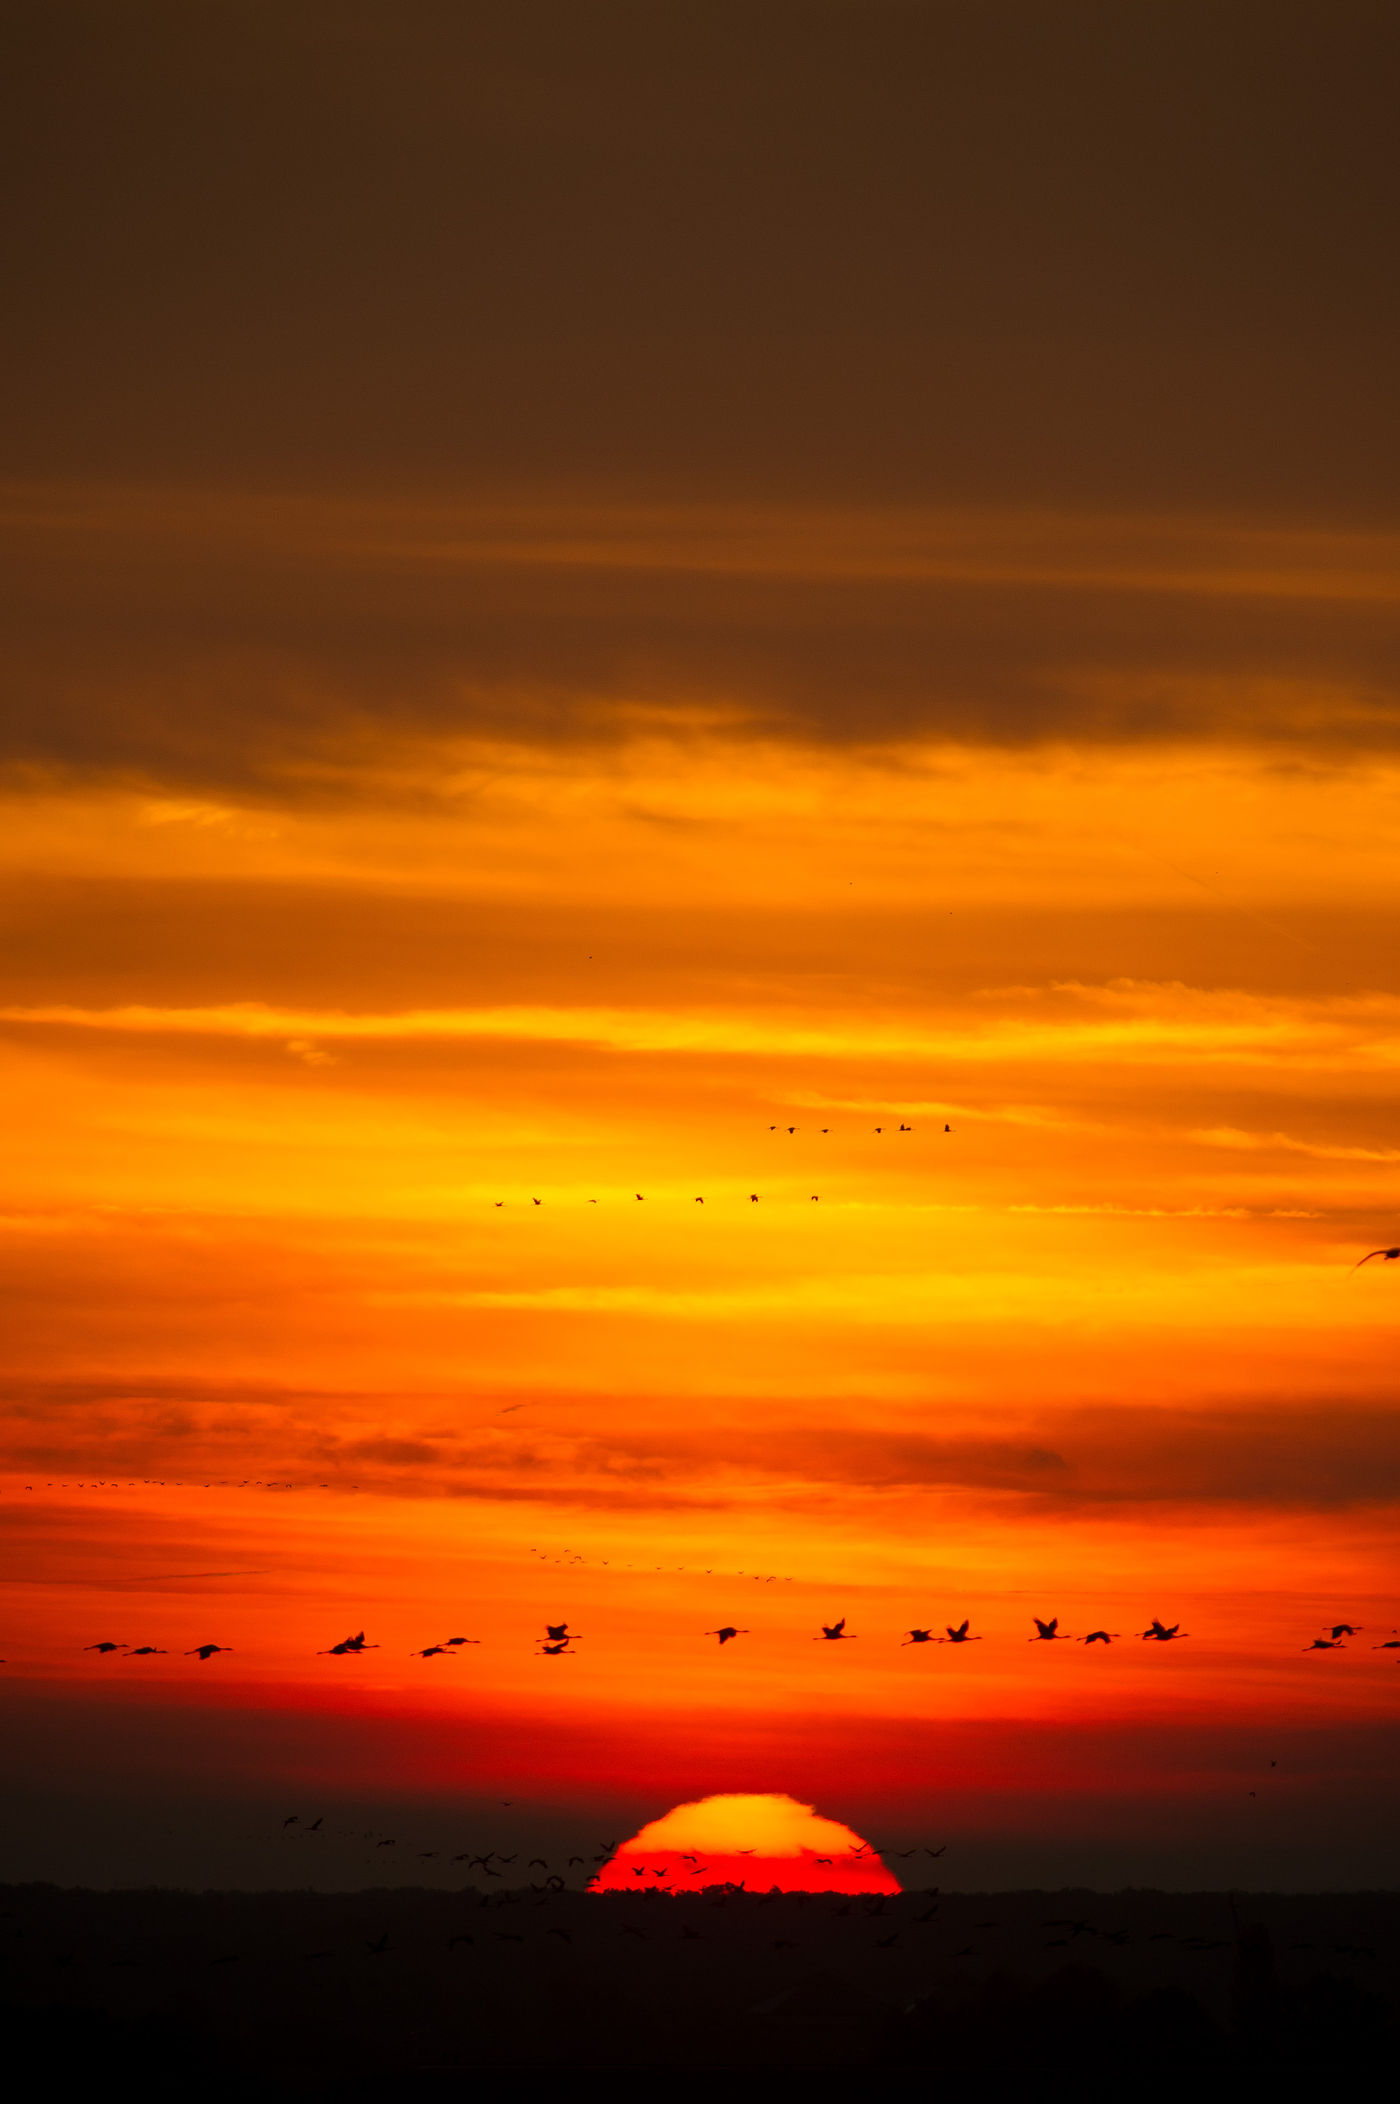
{"left": 483, "top": 1120, "right": 953, "bottom": 1208}
{"left": 63, "top": 1616, "right": 1397, "bottom": 1668}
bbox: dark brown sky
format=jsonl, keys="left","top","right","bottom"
{"left": 4, "top": 0, "right": 1399, "bottom": 509}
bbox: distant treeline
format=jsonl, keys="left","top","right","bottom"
{"left": 1, "top": 1884, "right": 1394, "bottom": 2083}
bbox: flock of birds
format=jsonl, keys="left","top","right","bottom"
{"left": 57, "top": 1616, "right": 1400, "bottom": 1668}
{"left": 481, "top": 1117, "right": 953, "bottom": 1209}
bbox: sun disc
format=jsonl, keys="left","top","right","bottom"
{"left": 588, "top": 1792, "right": 900, "bottom": 1893}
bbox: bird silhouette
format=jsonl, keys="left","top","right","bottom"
{"left": 319, "top": 1631, "right": 377, "bottom": 1655}
{"left": 1030, "top": 1617, "right": 1070, "bottom": 1641}
{"left": 126, "top": 1646, "right": 166, "bottom": 1656}
{"left": 1081, "top": 1630, "right": 1120, "bottom": 1644}
{"left": 938, "top": 1621, "right": 981, "bottom": 1643}
{"left": 84, "top": 1641, "right": 127, "bottom": 1653}
{"left": 539, "top": 1640, "right": 573, "bottom": 1655}
{"left": 749, "top": 1193, "right": 759, "bottom": 1202}
{"left": 1352, "top": 1247, "right": 1400, "bottom": 1270}
{"left": 902, "top": 1628, "right": 934, "bottom": 1645}
{"left": 695, "top": 1196, "right": 704, "bottom": 1204}
{"left": 706, "top": 1627, "right": 748, "bottom": 1644}
{"left": 544, "top": 1623, "right": 575, "bottom": 1642}
{"left": 444, "top": 1636, "right": 481, "bottom": 1646}
{"left": 816, "top": 1619, "right": 856, "bottom": 1640}
{"left": 413, "top": 1645, "right": 453, "bottom": 1658}
{"left": 1139, "top": 1620, "right": 1187, "bottom": 1641}
{"left": 1371, "top": 1638, "right": 1400, "bottom": 1649}
{"left": 186, "top": 1644, "right": 230, "bottom": 1660}
{"left": 1327, "top": 1623, "right": 1359, "bottom": 1638}
{"left": 1304, "top": 1637, "right": 1345, "bottom": 1650}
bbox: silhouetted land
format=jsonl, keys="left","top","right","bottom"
{"left": 2, "top": 1883, "right": 1396, "bottom": 2084}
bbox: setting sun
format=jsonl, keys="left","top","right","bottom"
{"left": 589, "top": 1793, "right": 902, "bottom": 1893}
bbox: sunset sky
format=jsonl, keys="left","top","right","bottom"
{"left": 3, "top": 1, "right": 1399, "bottom": 1892}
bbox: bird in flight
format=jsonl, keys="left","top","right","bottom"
{"left": 706, "top": 1627, "right": 748, "bottom": 1644}
{"left": 127, "top": 1646, "right": 166, "bottom": 1656}
{"left": 1081, "top": 1630, "right": 1119, "bottom": 1645}
{"left": 319, "top": 1631, "right": 377, "bottom": 1655}
{"left": 544, "top": 1623, "right": 576, "bottom": 1642}
{"left": 539, "top": 1639, "right": 573, "bottom": 1655}
{"left": 815, "top": 1619, "right": 856, "bottom": 1640}
{"left": 1030, "top": 1617, "right": 1071, "bottom": 1642}
{"left": 413, "top": 1645, "right": 454, "bottom": 1658}
{"left": 1352, "top": 1247, "right": 1399, "bottom": 1270}
{"left": 938, "top": 1620, "right": 981, "bottom": 1644}
{"left": 84, "top": 1641, "right": 127, "bottom": 1653}
{"left": 444, "top": 1635, "right": 481, "bottom": 1646}
{"left": 186, "top": 1643, "right": 230, "bottom": 1660}
{"left": 902, "top": 1628, "right": 935, "bottom": 1646}
{"left": 1304, "top": 1637, "right": 1345, "bottom": 1651}
{"left": 1327, "top": 1623, "right": 1359, "bottom": 1639}
{"left": 1139, "top": 1620, "right": 1187, "bottom": 1641}
{"left": 749, "top": 1193, "right": 759, "bottom": 1202}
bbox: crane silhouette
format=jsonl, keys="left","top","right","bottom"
{"left": 902, "top": 1628, "right": 935, "bottom": 1645}
{"left": 186, "top": 1643, "right": 230, "bottom": 1660}
{"left": 1139, "top": 1620, "right": 1187, "bottom": 1641}
{"left": 706, "top": 1627, "right": 748, "bottom": 1644}
{"left": 937, "top": 1621, "right": 981, "bottom": 1643}
{"left": 1030, "top": 1617, "right": 1071, "bottom": 1641}
{"left": 319, "top": 1631, "right": 377, "bottom": 1655}
{"left": 1081, "top": 1630, "right": 1120, "bottom": 1644}
{"left": 1351, "top": 1247, "right": 1400, "bottom": 1271}
{"left": 815, "top": 1619, "right": 856, "bottom": 1640}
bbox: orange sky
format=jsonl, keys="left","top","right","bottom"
{"left": 2, "top": 2, "right": 1399, "bottom": 1891}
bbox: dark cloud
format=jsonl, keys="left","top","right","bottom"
{"left": 4, "top": 1374, "right": 1399, "bottom": 1513}
{"left": 6, "top": 2, "right": 1400, "bottom": 780}
{"left": 4, "top": 2, "right": 1399, "bottom": 509}
{"left": 4, "top": 490, "right": 1400, "bottom": 789}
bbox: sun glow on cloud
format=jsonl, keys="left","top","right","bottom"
{"left": 3, "top": 481, "right": 1400, "bottom": 1887}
